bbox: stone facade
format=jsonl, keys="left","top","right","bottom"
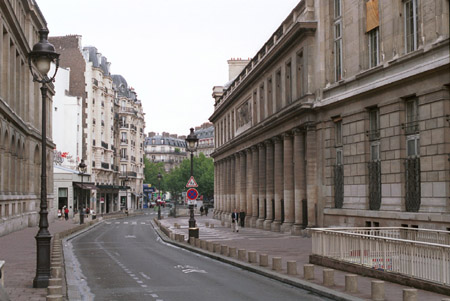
{"left": 194, "top": 122, "right": 215, "bottom": 157}
{"left": 0, "top": 0, "right": 57, "bottom": 236}
{"left": 210, "top": 0, "right": 450, "bottom": 232}
{"left": 144, "top": 132, "right": 187, "bottom": 172}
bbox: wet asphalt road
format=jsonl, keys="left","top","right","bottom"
{"left": 69, "top": 213, "right": 330, "bottom": 301}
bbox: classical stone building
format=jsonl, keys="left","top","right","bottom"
{"left": 210, "top": 0, "right": 450, "bottom": 233}
{"left": 144, "top": 132, "right": 187, "bottom": 172}
{"left": 0, "top": 0, "right": 57, "bottom": 236}
{"left": 194, "top": 122, "right": 215, "bottom": 157}
{"left": 113, "top": 75, "right": 146, "bottom": 210}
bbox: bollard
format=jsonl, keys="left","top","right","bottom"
{"left": 402, "top": 289, "right": 417, "bottom": 301}
{"left": 221, "top": 245, "right": 229, "bottom": 256}
{"left": 287, "top": 261, "right": 297, "bottom": 275}
{"left": 174, "top": 223, "right": 179, "bottom": 228}
{"left": 47, "top": 285, "right": 62, "bottom": 295}
{"left": 323, "top": 269, "right": 334, "bottom": 286}
{"left": 272, "top": 257, "right": 282, "bottom": 271}
{"left": 214, "top": 243, "right": 221, "bottom": 253}
{"left": 210, "top": 224, "right": 214, "bottom": 228}
{"left": 189, "top": 237, "right": 195, "bottom": 246}
{"left": 303, "top": 264, "right": 315, "bottom": 280}
{"left": 195, "top": 238, "right": 201, "bottom": 248}
{"left": 205, "top": 222, "right": 209, "bottom": 227}
{"left": 345, "top": 274, "right": 358, "bottom": 293}
{"left": 178, "top": 234, "right": 185, "bottom": 243}
{"left": 49, "top": 278, "right": 62, "bottom": 287}
{"left": 238, "top": 249, "right": 246, "bottom": 261}
{"left": 201, "top": 240, "right": 207, "bottom": 250}
{"left": 259, "top": 254, "right": 268, "bottom": 267}
{"left": 46, "top": 295, "right": 63, "bottom": 301}
{"left": 228, "top": 247, "right": 237, "bottom": 258}
{"left": 248, "top": 251, "right": 257, "bottom": 263}
{"left": 371, "top": 280, "right": 385, "bottom": 301}
{"left": 207, "top": 241, "right": 214, "bottom": 252}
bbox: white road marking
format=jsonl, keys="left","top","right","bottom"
{"left": 141, "top": 284, "right": 148, "bottom": 288}
{"left": 125, "top": 235, "right": 136, "bottom": 238}
{"left": 124, "top": 222, "right": 129, "bottom": 224}
{"left": 140, "top": 272, "right": 151, "bottom": 280}
{"left": 115, "top": 222, "right": 120, "bottom": 224}
{"left": 137, "top": 280, "right": 143, "bottom": 284}
{"left": 151, "top": 294, "right": 158, "bottom": 298}
{"left": 141, "top": 222, "right": 146, "bottom": 224}
{"left": 132, "top": 222, "right": 137, "bottom": 225}
{"left": 105, "top": 222, "right": 111, "bottom": 224}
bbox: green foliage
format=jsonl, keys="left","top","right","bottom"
{"left": 143, "top": 156, "right": 166, "bottom": 191}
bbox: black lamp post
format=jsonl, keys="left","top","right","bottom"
{"left": 125, "top": 175, "right": 129, "bottom": 214}
{"left": 28, "top": 28, "right": 60, "bottom": 288}
{"left": 78, "top": 159, "right": 87, "bottom": 224}
{"left": 185, "top": 128, "right": 199, "bottom": 229}
{"left": 157, "top": 172, "right": 162, "bottom": 220}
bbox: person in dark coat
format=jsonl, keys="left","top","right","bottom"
{"left": 231, "top": 209, "right": 239, "bottom": 232}
{"left": 239, "top": 210, "right": 246, "bottom": 227}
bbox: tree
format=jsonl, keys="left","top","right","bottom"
{"left": 143, "top": 156, "right": 166, "bottom": 191}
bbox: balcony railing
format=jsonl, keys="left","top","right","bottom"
{"left": 119, "top": 123, "right": 129, "bottom": 129}
{"left": 120, "top": 139, "right": 128, "bottom": 144}
{"left": 403, "top": 121, "right": 419, "bottom": 135}
{"left": 120, "top": 155, "right": 129, "bottom": 161}
{"left": 120, "top": 171, "right": 137, "bottom": 178}
{"left": 101, "top": 162, "right": 109, "bottom": 169}
{"left": 312, "top": 227, "right": 450, "bottom": 286}
{"left": 120, "top": 107, "right": 136, "bottom": 113}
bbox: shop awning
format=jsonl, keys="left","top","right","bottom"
{"left": 73, "top": 182, "right": 98, "bottom": 190}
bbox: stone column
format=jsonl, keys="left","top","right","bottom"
{"left": 214, "top": 162, "right": 218, "bottom": 217}
{"left": 219, "top": 160, "right": 224, "bottom": 218}
{"left": 245, "top": 148, "right": 253, "bottom": 226}
{"left": 282, "top": 133, "right": 294, "bottom": 232}
{"left": 272, "top": 136, "right": 283, "bottom": 232}
{"left": 257, "top": 143, "right": 266, "bottom": 229}
{"left": 251, "top": 146, "right": 259, "bottom": 227}
{"left": 234, "top": 153, "right": 240, "bottom": 213}
{"left": 225, "top": 158, "right": 231, "bottom": 218}
{"left": 239, "top": 151, "right": 247, "bottom": 212}
{"left": 264, "top": 140, "right": 274, "bottom": 230}
{"left": 292, "top": 128, "right": 306, "bottom": 234}
{"left": 230, "top": 155, "right": 236, "bottom": 212}
{"left": 306, "top": 124, "right": 317, "bottom": 227}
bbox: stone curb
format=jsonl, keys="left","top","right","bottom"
{"left": 151, "top": 220, "right": 363, "bottom": 301}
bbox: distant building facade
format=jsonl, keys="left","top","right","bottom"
{"left": 144, "top": 132, "right": 187, "bottom": 172}
{"left": 194, "top": 122, "right": 215, "bottom": 157}
{"left": 0, "top": 1, "right": 58, "bottom": 236}
{"left": 210, "top": 0, "right": 450, "bottom": 233}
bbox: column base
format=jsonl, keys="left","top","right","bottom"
{"left": 256, "top": 218, "right": 265, "bottom": 229}
{"left": 250, "top": 216, "right": 258, "bottom": 228}
{"left": 271, "top": 221, "right": 281, "bottom": 232}
{"left": 291, "top": 224, "right": 303, "bottom": 236}
{"left": 245, "top": 216, "right": 252, "bottom": 227}
{"left": 281, "top": 222, "right": 293, "bottom": 233}
{"left": 263, "top": 219, "right": 272, "bottom": 230}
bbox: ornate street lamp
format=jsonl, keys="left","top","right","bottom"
{"left": 77, "top": 159, "right": 87, "bottom": 224}
{"left": 185, "top": 128, "right": 199, "bottom": 230}
{"left": 28, "top": 28, "right": 60, "bottom": 288}
{"left": 157, "top": 172, "right": 162, "bottom": 220}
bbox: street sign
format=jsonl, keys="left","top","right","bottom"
{"left": 186, "top": 176, "right": 198, "bottom": 188}
{"left": 186, "top": 188, "right": 198, "bottom": 200}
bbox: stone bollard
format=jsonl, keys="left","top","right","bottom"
{"left": 210, "top": 224, "right": 214, "bottom": 228}
{"left": 248, "top": 251, "right": 257, "bottom": 263}
{"left": 238, "top": 249, "right": 246, "bottom": 261}
{"left": 195, "top": 238, "right": 201, "bottom": 248}
{"left": 303, "top": 264, "right": 315, "bottom": 280}
{"left": 46, "top": 295, "right": 63, "bottom": 301}
{"left": 259, "top": 254, "right": 269, "bottom": 267}
{"left": 221, "top": 245, "right": 229, "bottom": 256}
{"left": 228, "top": 247, "right": 237, "bottom": 258}
{"left": 207, "top": 241, "right": 214, "bottom": 252}
{"left": 402, "top": 289, "right": 417, "bottom": 301}
{"left": 47, "top": 285, "right": 62, "bottom": 295}
{"left": 205, "top": 222, "right": 209, "bottom": 227}
{"left": 214, "top": 243, "right": 221, "bottom": 253}
{"left": 272, "top": 257, "right": 282, "bottom": 271}
{"left": 49, "top": 278, "right": 62, "bottom": 287}
{"left": 189, "top": 237, "right": 195, "bottom": 246}
{"left": 345, "top": 274, "right": 358, "bottom": 293}
{"left": 371, "top": 280, "right": 385, "bottom": 301}
{"left": 287, "top": 261, "right": 297, "bottom": 275}
{"left": 323, "top": 269, "right": 334, "bottom": 286}
{"left": 178, "top": 234, "right": 185, "bottom": 243}
{"left": 174, "top": 233, "right": 179, "bottom": 241}
{"left": 201, "top": 240, "right": 207, "bottom": 250}
{"left": 50, "top": 267, "right": 61, "bottom": 278}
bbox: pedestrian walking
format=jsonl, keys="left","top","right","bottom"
{"left": 200, "top": 206, "right": 204, "bottom": 216}
{"left": 86, "top": 207, "right": 90, "bottom": 218}
{"left": 205, "top": 206, "right": 209, "bottom": 216}
{"left": 239, "top": 209, "right": 246, "bottom": 227}
{"left": 64, "top": 206, "right": 69, "bottom": 221}
{"left": 231, "top": 208, "right": 239, "bottom": 232}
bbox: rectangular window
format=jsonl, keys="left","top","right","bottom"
{"left": 334, "top": 21, "right": 343, "bottom": 81}
{"left": 405, "top": 98, "right": 419, "bottom": 134}
{"left": 369, "top": 108, "right": 380, "bottom": 140}
{"left": 368, "top": 27, "right": 379, "bottom": 68}
{"left": 259, "top": 83, "right": 265, "bottom": 121}
{"left": 371, "top": 142, "right": 380, "bottom": 161}
{"left": 335, "top": 120, "right": 343, "bottom": 146}
{"left": 253, "top": 90, "right": 258, "bottom": 123}
{"left": 285, "top": 61, "right": 292, "bottom": 103}
{"left": 334, "top": 0, "right": 341, "bottom": 18}
{"left": 267, "top": 77, "right": 273, "bottom": 115}
{"left": 404, "top": 0, "right": 418, "bottom": 53}
{"left": 275, "top": 70, "right": 281, "bottom": 111}
{"left": 296, "top": 51, "right": 304, "bottom": 98}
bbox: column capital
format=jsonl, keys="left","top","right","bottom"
{"left": 238, "top": 150, "right": 247, "bottom": 157}
{"left": 272, "top": 136, "right": 282, "bottom": 144}
{"left": 251, "top": 145, "right": 258, "bottom": 152}
{"left": 282, "top": 132, "right": 292, "bottom": 140}
{"left": 264, "top": 139, "right": 273, "bottom": 146}
{"left": 292, "top": 127, "right": 304, "bottom": 135}
{"left": 304, "top": 122, "right": 317, "bottom": 132}
{"left": 257, "top": 143, "right": 265, "bottom": 150}
{"left": 246, "top": 148, "right": 253, "bottom": 154}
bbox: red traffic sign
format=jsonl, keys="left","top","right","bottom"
{"left": 186, "top": 188, "right": 198, "bottom": 200}
{"left": 186, "top": 176, "right": 198, "bottom": 188}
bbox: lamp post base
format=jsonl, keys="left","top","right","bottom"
{"left": 33, "top": 234, "right": 52, "bottom": 288}
{"left": 188, "top": 227, "right": 199, "bottom": 243}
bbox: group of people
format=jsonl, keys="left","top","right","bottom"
{"left": 199, "top": 205, "right": 209, "bottom": 216}
{"left": 231, "top": 209, "right": 246, "bottom": 232}
{"left": 58, "top": 206, "right": 70, "bottom": 221}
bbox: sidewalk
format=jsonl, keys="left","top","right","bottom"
{"left": 160, "top": 215, "right": 449, "bottom": 301}
{"left": 0, "top": 218, "right": 81, "bottom": 301}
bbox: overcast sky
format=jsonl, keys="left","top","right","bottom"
{"left": 37, "top": 0, "right": 300, "bottom": 136}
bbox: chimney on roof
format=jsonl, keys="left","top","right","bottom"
{"left": 227, "top": 58, "right": 250, "bottom": 81}
{"left": 148, "top": 132, "right": 156, "bottom": 137}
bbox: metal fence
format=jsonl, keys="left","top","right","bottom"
{"left": 312, "top": 227, "right": 450, "bottom": 286}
